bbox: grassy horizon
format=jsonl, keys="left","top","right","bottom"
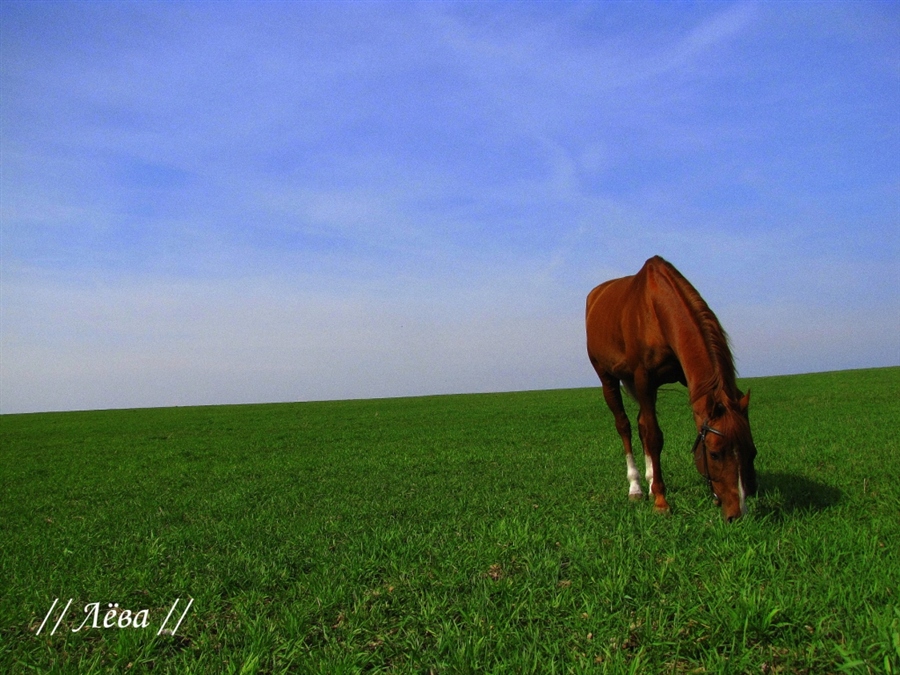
{"left": 1, "top": 367, "right": 898, "bottom": 673}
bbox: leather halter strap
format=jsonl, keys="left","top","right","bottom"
{"left": 692, "top": 420, "right": 724, "bottom": 496}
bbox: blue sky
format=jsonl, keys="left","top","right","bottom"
{"left": 1, "top": 0, "right": 898, "bottom": 414}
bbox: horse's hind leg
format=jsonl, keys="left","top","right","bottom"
{"left": 633, "top": 372, "right": 669, "bottom": 513}
{"left": 599, "top": 374, "right": 643, "bottom": 500}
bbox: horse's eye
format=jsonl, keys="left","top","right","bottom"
{"left": 709, "top": 451, "right": 723, "bottom": 461}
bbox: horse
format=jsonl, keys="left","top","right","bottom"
{"left": 585, "top": 256, "right": 758, "bottom": 521}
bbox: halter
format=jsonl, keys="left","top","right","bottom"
{"left": 692, "top": 420, "right": 724, "bottom": 497}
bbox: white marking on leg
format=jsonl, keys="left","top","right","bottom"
{"left": 626, "top": 453, "right": 643, "bottom": 497}
{"left": 644, "top": 454, "right": 654, "bottom": 494}
{"left": 738, "top": 468, "right": 747, "bottom": 516}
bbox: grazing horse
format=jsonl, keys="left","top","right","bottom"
{"left": 586, "top": 256, "right": 757, "bottom": 521}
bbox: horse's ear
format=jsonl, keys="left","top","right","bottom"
{"left": 739, "top": 389, "right": 751, "bottom": 414}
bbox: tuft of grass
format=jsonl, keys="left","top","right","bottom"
{"left": 1, "top": 367, "right": 898, "bottom": 673}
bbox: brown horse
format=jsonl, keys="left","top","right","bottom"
{"left": 586, "top": 256, "right": 757, "bottom": 521}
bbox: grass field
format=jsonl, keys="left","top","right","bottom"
{"left": 1, "top": 367, "right": 898, "bottom": 674}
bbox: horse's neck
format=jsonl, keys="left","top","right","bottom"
{"left": 662, "top": 301, "right": 727, "bottom": 419}
{"left": 678, "top": 338, "right": 720, "bottom": 401}
{"left": 648, "top": 262, "right": 737, "bottom": 420}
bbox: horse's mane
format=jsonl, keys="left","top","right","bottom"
{"left": 655, "top": 258, "right": 739, "bottom": 411}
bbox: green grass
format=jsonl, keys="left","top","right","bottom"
{"left": 1, "top": 367, "right": 898, "bottom": 674}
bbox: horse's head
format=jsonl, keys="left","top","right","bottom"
{"left": 694, "top": 390, "right": 758, "bottom": 522}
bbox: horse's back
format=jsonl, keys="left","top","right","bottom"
{"left": 586, "top": 256, "right": 697, "bottom": 385}
{"left": 586, "top": 257, "right": 675, "bottom": 325}
{"left": 585, "top": 257, "right": 672, "bottom": 376}
{"left": 587, "top": 276, "right": 629, "bottom": 318}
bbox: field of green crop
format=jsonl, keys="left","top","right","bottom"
{"left": 1, "top": 367, "right": 898, "bottom": 674}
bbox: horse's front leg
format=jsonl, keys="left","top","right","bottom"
{"left": 634, "top": 376, "right": 669, "bottom": 513}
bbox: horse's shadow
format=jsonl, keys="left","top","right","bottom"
{"left": 753, "top": 471, "right": 842, "bottom": 519}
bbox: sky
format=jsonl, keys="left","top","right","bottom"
{"left": 1, "top": 0, "right": 898, "bottom": 414}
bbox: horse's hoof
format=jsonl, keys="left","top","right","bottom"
{"left": 653, "top": 506, "right": 672, "bottom": 515}
{"left": 628, "top": 493, "right": 644, "bottom": 502}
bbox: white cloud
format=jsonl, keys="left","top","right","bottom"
{"left": 675, "top": 2, "right": 757, "bottom": 60}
